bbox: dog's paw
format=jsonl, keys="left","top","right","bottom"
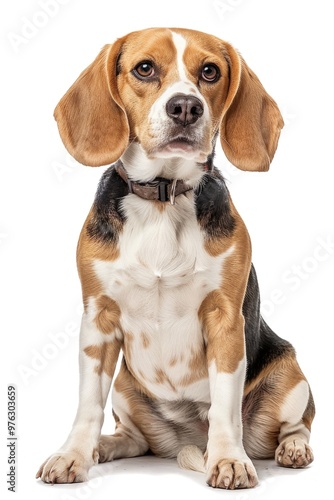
{"left": 98, "top": 435, "right": 117, "bottom": 463}
{"left": 36, "top": 451, "right": 93, "bottom": 484}
{"left": 207, "top": 458, "right": 258, "bottom": 489}
{"left": 275, "top": 439, "right": 314, "bottom": 468}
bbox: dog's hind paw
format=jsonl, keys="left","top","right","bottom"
{"left": 275, "top": 438, "right": 314, "bottom": 468}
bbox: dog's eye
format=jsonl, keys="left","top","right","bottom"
{"left": 201, "top": 64, "right": 220, "bottom": 83}
{"left": 133, "top": 61, "right": 155, "bottom": 79}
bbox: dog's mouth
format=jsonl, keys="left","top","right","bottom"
{"left": 153, "top": 135, "right": 205, "bottom": 160}
{"left": 164, "top": 136, "right": 196, "bottom": 148}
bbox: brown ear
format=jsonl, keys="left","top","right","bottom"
{"left": 220, "top": 42, "right": 284, "bottom": 171}
{"left": 54, "top": 40, "right": 129, "bottom": 167}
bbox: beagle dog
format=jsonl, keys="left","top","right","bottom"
{"left": 37, "top": 27, "right": 315, "bottom": 489}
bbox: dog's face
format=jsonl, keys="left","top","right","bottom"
{"left": 115, "top": 29, "right": 230, "bottom": 163}
{"left": 54, "top": 27, "right": 283, "bottom": 173}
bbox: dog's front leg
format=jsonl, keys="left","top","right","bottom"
{"left": 199, "top": 226, "right": 259, "bottom": 491}
{"left": 201, "top": 288, "right": 258, "bottom": 489}
{"left": 36, "top": 309, "right": 121, "bottom": 484}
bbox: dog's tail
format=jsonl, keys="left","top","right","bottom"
{"left": 177, "top": 445, "right": 206, "bottom": 473}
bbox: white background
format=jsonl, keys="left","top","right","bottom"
{"left": 1, "top": 0, "right": 333, "bottom": 498}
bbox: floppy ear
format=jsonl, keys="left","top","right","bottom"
{"left": 220, "top": 42, "right": 284, "bottom": 171}
{"left": 54, "top": 39, "right": 129, "bottom": 167}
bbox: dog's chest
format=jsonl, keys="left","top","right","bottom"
{"left": 94, "top": 196, "right": 226, "bottom": 400}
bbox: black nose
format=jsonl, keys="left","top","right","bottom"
{"left": 166, "top": 94, "right": 204, "bottom": 126}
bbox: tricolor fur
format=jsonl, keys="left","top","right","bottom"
{"left": 37, "top": 27, "right": 315, "bottom": 489}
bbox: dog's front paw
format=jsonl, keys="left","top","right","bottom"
{"left": 36, "top": 450, "right": 94, "bottom": 484}
{"left": 275, "top": 439, "right": 314, "bottom": 468}
{"left": 207, "top": 458, "right": 258, "bottom": 490}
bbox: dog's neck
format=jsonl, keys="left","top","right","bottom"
{"left": 121, "top": 142, "right": 212, "bottom": 188}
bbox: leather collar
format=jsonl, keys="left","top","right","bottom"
{"left": 115, "top": 161, "right": 193, "bottom": 205}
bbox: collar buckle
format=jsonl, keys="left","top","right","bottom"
{"left": 157, "top": 178, "right": 171, "bottom": 203}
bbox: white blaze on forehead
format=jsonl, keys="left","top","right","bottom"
{"left": 170, "top": 31, "right": 190, "bottom": 82}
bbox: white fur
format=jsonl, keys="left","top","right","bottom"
{"left": 177, "top": 445, "right": 206, "bottom": 472}
{"left": 93, "top": 192, "right": 233, "bottom": 401}
{"left": 278, "top": 380, "right": 311, "bottom": 442}
{"left": 172, "top": 31, "right": 189, "bottom": 82}
{"left": 207, "top": 360, "right": 248, "bottom": 459}
{"left": 280, "top": 380, "right": 309, "bottom": 423}
{"left": 121, "top": 142, "right": 205, "bottom": 185}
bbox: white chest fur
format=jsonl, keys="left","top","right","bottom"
{"left": 93, "top": 194, "right": 230, "bottom": 401}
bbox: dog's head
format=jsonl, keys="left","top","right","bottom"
{"left": 54, "top": 27, "right": 283, "bottom": 172}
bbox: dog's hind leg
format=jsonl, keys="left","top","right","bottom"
{"left": 275, "top": 379, "right": 315, "bottom": 468}
{"left": 243, "top": 354, "right": 315, "bottom": 468}
{"left": 98, "top": 363, "right": 150, "bottom": 463}
{"left": 98, "top": 423, "right": 149, "bottom": 463}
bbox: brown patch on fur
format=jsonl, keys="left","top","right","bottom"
{"left": 122, "top": 331, "right": 134, "bottom": 365}
{"left": 95, "top": 295, "right": 121, "bottom": 334}
{"left": 84, "top": 340, "right": 121, "bottom": 378}
{"left": 77, "top": 208, "right": 120, "bottom": 308}
{"left": 199, "top": 211, "right": 251, "bottom": 373}
{"left": 140, "top": 332, "right": 150, "bottom": 349}
{"left": 154, "top": 369, "right": 177, "bottom": 392}
{"left": 189, "top": 347, "right": 208, "bottom": 375}
{"left": 169, "top": 356, "right": 178, "bottom": 367}
{"left": 200, "top": 289, "right": 246, "bottom": 373}
{"left": 180, "top": 347, "right": 208, "bottom": 386}
{"left": 155, "top": 369, "right": 166, "bottom": 384}
{"left": 152, "top": 201, "right": 167, "bottom": 212}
